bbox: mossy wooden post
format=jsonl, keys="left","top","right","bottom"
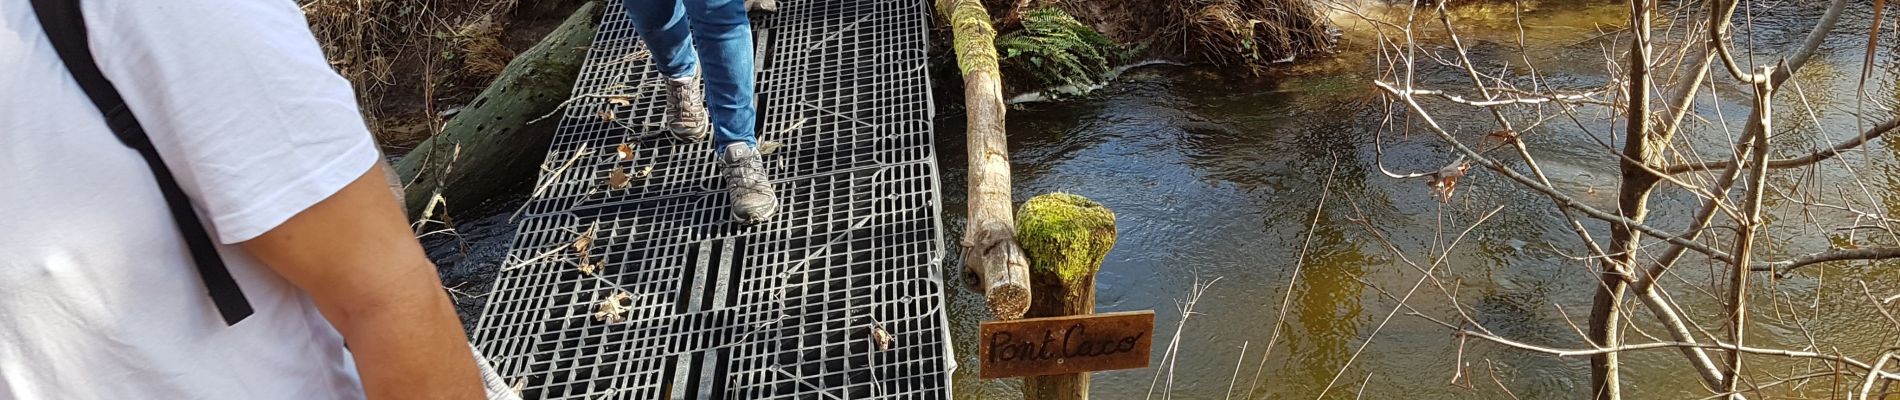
{"left": 937, "top": 0, "right": 1032, "bottom": 320}
{"left": 1017, "top": 193, "right": 1117, "bottom": 400}
{"left": 395, "top": 1, "right": 601, "bottom": 218}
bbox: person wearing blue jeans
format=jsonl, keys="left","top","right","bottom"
{"left": 623, "top": 0, "right": 778, "bottom": 223}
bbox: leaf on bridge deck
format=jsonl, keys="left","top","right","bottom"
{"left": 592, "top": 291, "right": 633, "bottom": 323}
{"left": 607, "top": 168, "right": 632, "bottom": 189}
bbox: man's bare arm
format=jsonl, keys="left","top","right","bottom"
{"left": 241, "top": 162, "right": 482, "bottom": 399}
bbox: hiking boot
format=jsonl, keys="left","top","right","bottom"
{"left": 746, "top": 0, "right": 779, "bottom": 13}
{"left": 664, "top": 74, "right": 710, "bottom": 142}
{"left": 720, "top": 142, "right": 779, "bottom": 224}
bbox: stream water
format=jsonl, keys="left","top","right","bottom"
{"left": 428, "top": 1, "right": 1900, "bottom": 398}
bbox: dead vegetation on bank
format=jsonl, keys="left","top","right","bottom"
{"left": 971, "top": 0, "right": 1336, "bottom": 98}
{"left": 1030, "top": 0, "right": 1335, "bottom": 73}
{"left": 301, "top": 0, "right": 581, "bottom": 149}
{"left": 1173, "top": 0, "right": 1336, "bottom": 69}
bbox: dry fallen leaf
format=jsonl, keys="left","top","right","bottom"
{"left": 593, "top": 291, "right": 633, "bottom": 323}
{"left": 634, "top": 165, "right": 654, "bottom": 179}
{"left": 607, "top": 96, "right": 632, "bottom": 107}
{"left": 616, "top": 143, "right": 635, "bottom": 161}
{"left": 572, "top": 222, "right": 597, "bottom": 255}
{"left": 869, "top": 322, "right": 894, "bottom": 351}
{"left": 596, "top": 109, "right": 616, "bottom": 122}
{"left": 1428, "top": 162, "right": 1470, "bottom": 203}
{"left": 1486, "top": 129, "right": 1518, "bottom": 143}
{"left": 607, "top": 168, "right": 632, "bottom": 189}
{"left": 577, "top": 257, "right": 602, "bottom": 276}
{"left": 757, "top": 140, "right": 783, "bottom": 155}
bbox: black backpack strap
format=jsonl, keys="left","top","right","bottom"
{"left": 31, "top": 0, "right": 254, "bottom": 325}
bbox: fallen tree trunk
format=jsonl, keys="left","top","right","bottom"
{"left": 396, "top": 1, "right": 601, "bottom": 218}
{"left": 938, "top": 0, "right": 1032, "bottom": 320}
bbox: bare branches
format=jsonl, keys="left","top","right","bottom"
{"left": 1663, "top": 117, "right": 1900, "bottom": 174}
{"left": 1244, "top": 160, "right": 1337, "bottom": 397}
{"left": 1756, "top": 247, "right": 1900, "bottom": 276}
{"left": 1393, "top": 88, "right": 1609, "bottom": 108}
{"left": 1316, "top": 204, "right": 1507, "bottom": 399}
{"left": 1720, "top": 78, "right": 1777, "bottom": 396}
{"left": 1349, "top": 0, "right": 1900, "bottom": 397}
{"left": 1790, "top": 0, "right": 1852, "bottom": 75}
{"left": 1389, "top": 296, "right": 1896, "bottom": 383}
{"left": 1146, "top": 277, "right": 1218, "bottom": 400}
{"left": 1707, "top": 0, "right": 1771, "bottom": 84}
{"left": 1427, "top": 318, "right": 1886, "bottom": 374}
{"left": 1373, "top": 79, "right": 1737, "bottom": 266}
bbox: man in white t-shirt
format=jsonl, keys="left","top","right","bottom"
{"left": 1, "top": 0, "right": 483, "bottom": 398}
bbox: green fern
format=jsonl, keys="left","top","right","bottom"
{"left": 995, "top": 8, "right": 1120, "bottom": 93}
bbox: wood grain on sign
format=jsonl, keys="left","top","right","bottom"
{"left": 979, "top": 310, "right": 1155, "bottom": 379}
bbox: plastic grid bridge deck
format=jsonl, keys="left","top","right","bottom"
{"left": 471, "top": 0, "right": 952, "bottom": 399}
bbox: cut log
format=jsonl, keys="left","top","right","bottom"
{"left": 1017, "top": 193, "right": 1116, "bottom": 400}
{"left": 939, "top": 0, "right": 1032, "bottom": 321}
{"left": 395, "top": 1, "right": 601, "bottom": 218}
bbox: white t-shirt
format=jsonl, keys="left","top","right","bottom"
{"left": 0, "top": 0, "right": 376, "bottom": 398}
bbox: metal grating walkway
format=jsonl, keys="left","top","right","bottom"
{"left": 470, "top": 1, "right": 953, "bottom": 399}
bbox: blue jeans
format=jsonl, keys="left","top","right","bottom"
{"left": 622, "top": 0, "right": 757, "bottom": 150}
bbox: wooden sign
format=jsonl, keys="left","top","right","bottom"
{"left": 978, "top": 310, "right": 1155, "bottom": 379}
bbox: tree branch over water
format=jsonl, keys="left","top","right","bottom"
{"left": 1372, "top": 79, "right": 1738, "bottom": 266}
{"left": 1663, "top": 117, "right": 1900, "bottom": 174}
{"left": 1756, "top": 247, "right": 1900, "bottom": 276}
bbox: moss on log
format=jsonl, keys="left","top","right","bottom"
{"left": 939, "top": 0, "right": 1033, "bottom": 321}
{"left": 1017, "top": 192, "right": 1116, "bottom": 400}
{"left": 1017, "top": 193, "right": 1117, "bottom": 291}
{"left": 940, "top": 0, "right": 1001, "bottom": 77}
{"left": 395, "top": 1, "right": 601, "bottom": 218}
